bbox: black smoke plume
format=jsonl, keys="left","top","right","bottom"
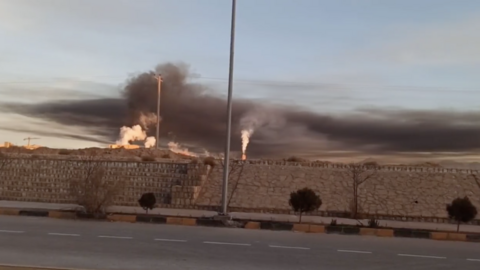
{"left": 2, "top": 62, "right": 480, "bottom": 160}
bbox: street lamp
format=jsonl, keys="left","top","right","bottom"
{"left": 220, "top": 0, "right": 237, "bottom": 215}
{"left": 153, "top": 74, "right": 162, "bottom": 149}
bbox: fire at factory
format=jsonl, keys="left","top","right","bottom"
{"left": 109, "top": 122, "right": 210, "bottom": 158}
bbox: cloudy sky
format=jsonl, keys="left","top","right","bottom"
{"left": 1, "top": 0, "right": 480, "bottom": 162}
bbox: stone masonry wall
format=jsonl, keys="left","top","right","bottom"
{"left": 1, "top": 157, "right": 480, "bottom": 222}
{"left": 0, "top": 158, "right": 210, "bottom": 207}
{"left": 196, "top": 161, "right": 480, "bottom": 221}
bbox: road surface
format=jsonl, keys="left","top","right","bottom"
{"left": 0, "top": 215, "right": 478, "bottom": 270}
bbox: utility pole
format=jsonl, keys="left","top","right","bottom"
{"left": 153, "top": 74, "right": 162, "bottom": 149}
{"left": 23, "top": 137, "right": 40, "bottom": 147}
{"left": 220, "top": 0, "right": 237, "bottom": 216}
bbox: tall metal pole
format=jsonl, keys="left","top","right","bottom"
{"left": 220, "top": 0, "right": 236, "bottom": 215}
{"left": 154, "top": 74, "right": 162, "bottom": 149}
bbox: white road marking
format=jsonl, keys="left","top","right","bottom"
{"left": 337, "top": 249, "right": 372, "bottom": 254}
{"left": 269, "top": 245, "right": 310, "bottom": 250}
{"left": 203, "top": 241, "right": 251, "bottom": 246}
{"left": 98, "top": 235, "right": 132, "bottom": 239}
{"left": 0, "top": 263, "right": 90, "bottom": 270}
{"left": 398, "top": 254, "right": 446, "bottom": 259}
{"left": 0, "top": 230, "right": 24, "bottom": 234}
{"left": 48, "top": 233, "right": 80, "bottom": 237}
{"left": 154, "top": 238, "right": 187, "bottom": 242}
{"left": 467, "top": 258, "right": 480, "bottom": 262}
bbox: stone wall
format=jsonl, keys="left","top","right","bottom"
{"left": 1, "top": 157, "right": 480, "bottom": 223}
{"left": 0, "top": 158, "right": 210, "bottom": 207}
{"left": 196, "top": 161, "right": 480, "bottom": 221}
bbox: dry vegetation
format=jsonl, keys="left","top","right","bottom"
{"left": 0, "top": 146, "right": 198, "bottom": 162}
{"left": 0, "top": 145, "right": 451, "bottom": 167}
{"left": 69, "top": 154, "right": 126, "bottom": 217}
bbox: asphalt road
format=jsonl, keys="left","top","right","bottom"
{"left": 0, "top": 216, "right": 478, "bottom": 270}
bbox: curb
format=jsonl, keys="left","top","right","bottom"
{"left": 1, "top": 207, "right": 479, "bottom": 243}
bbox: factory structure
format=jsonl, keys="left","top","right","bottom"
{"left": 109, "top": 144, "right": 140, "bottom": 149}
{"left": 0, "top": 141, "right": 41, "bottom": 150}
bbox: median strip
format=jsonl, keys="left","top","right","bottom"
{"left": 0, "top": 207, "right": 479, "bottom": 243}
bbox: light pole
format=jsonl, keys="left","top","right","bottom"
{"left": 153, "top": 74, "right": 162, "bottom": 149}
{"left": 220, "top": 0, "right": 237, "bottom": 215}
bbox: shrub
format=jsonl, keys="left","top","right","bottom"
{"left": 58, "top": 149, "right": 72, "bottom": 155}
{"left": 69, "top": 163, "right": 125, "bottom": 218}
{"left": 446, "top": 196, "right": 478, "bottom": 232}
{"left": 286, "top": 156, "right": 304, "bottom": 162}
{"left": 138, "top": 193, "right": 156, "bottom": 214}
{"left": 190, "top": 158, "right": 199, "bottom": 164}
{"left": 141, "top": 156, "right": 156, "bottom": 162}
{"left": 367, "top": 218, "right": 380, "bottom": 228}
{"left": 203, "top": 156, "right": 216, "bottom": 167}
{"left": 363, "top": 161, "right": 378, "bottom": 167}
{"left": 289, "top": 187, "right": 322, "bottom": 223}
{"left": 0, "top": 152, "right": 12, "bottom": 171}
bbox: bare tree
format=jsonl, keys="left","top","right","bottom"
{"left": 0, "top": 152, "right": 13, "bottom": 172}
{"left": 347, "top": 163, "right": 377, "bottom": 219}
{"left": 225, "top": 160, "right": 245, "bottom": 208}
{"left": 195, "top": 158, "right": 245, "bottom": 209}
{"left": 69, "top": 153, "right": 125, "bottom": 218}
{"left": 471, "top": 174, "right": 480, "bottom": 190}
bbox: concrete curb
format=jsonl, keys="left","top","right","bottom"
{"left": 1, "top": 208, "right": 479, "bottom": 243}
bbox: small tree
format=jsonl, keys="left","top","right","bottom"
{"left": 347, "top": 163, "right": 377, "bottom": 219}
{"left": 286, "top": 156, "right": 305, "bottom": 162}
{"left": 69, "top": 154, "right": 125, "bottom": 218}
{"left": 0, "top": 152, "right": 13, "bottom": 172}
{"left": 138, "top": 193, "right": 156, "bottom": 214}
{"left": 446, "top": 196, "right": 477, "bottom": 232}
{"left": 203, "top": 156, "right": 216, "bottom": 167}
{"left": 289, "top": 187, "right": 322, "bottom": 223}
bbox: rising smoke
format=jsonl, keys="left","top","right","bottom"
{"left": 144, "top": 136, "right": 156, "bottom": 148}
{"left": 167, "top": 142, "right": 198, "bottom": 157}
{"left": 3, "top": 62, "right": 480, "bottom": 161}
{"left": 115, "top": 124, "right": 156, "bottom": 148}
{"left": 239, "top": 107, "right": 286, "bottom": 155}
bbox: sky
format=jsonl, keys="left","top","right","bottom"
{"left": 1, "top": 0, "right": 480, "bottom": 161}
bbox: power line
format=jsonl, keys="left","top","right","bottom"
{"left": 0, "top": 75, "right": 479, "bottom": 94}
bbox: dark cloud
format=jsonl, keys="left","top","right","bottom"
{"left": 0, "top": 126, "right": 111, "bottom": 145}
{"left": 2, "top": 62, "right": 480, "bottom": 159}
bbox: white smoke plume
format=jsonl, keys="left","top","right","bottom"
{"left": 168, "top": 141, "right": 198, "bottom": 157}
{"left": 144, "top": 136, "right": 156, "bottom": 148}
{"left": 138, "top": 112, "right": 158, "bottom": 130}
{"left": 241, "top": 129, "right": 253, "bottom": 153}
{"left": 116, "top": 125, "right": 147, "bottom": 145}
{"left": 239, "top": 107, "right": 285, "bottom": 154}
